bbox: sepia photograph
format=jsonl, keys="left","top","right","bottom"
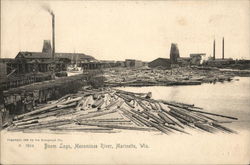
{"left": 1, "top": 0, "right": 250, "bottom": 164}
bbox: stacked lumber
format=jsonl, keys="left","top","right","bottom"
{"left": 7, "top": 88, "right": 237, "bottom": 134}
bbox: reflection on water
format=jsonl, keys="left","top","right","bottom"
{"left": 117, "top": 77, "right": 250, "bottom": 130}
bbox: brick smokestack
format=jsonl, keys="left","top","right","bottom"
{"left": 213, "top": 40, "right": 216, "bottom": 60}
{"left": 170, "top": 43, "right": 180, "bottom": 64}
{"left": 42, "top": 40, "right": 52, "bottom": 53}
{"left": 222, "top": 37, "right": 224, "bottom": 59}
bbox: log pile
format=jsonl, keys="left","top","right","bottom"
{"left": 102, "top": 67, "right": 235, "bottom": 87}
{"left": 7, "top": 88, "right": 237, "bottom": 134}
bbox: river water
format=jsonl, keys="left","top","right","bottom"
{"left": 117, "top": 77, "right": 250, "bottom": 131}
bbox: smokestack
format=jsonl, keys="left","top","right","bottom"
{"left": 213, "top": 40, "right": 216, "bottom": 60}
{"left": 52, "top": 13, "right": 55, "bottom": 60}
{"left": 42, "top": 40, "right": 52, "bottom": 53}
{"left": 42, "top": 5, "right": 55, "bottom": 59}
{"left": 42, "top": 5, "right": 55, "bottom": 79}
{"left": 170, "top": 43, "right": 180, "bottom": 64}
{"left": 222, "top": 37, "right": 224, "bottom": 59}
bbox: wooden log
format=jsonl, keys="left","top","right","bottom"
{"left": 77, "top": 122, "right": 155, "bottom": 131}
{"left": 194, "top": 123, "right": 217, "bottom": 133}
{"left": 160, "top": 108, "right": 184, "bottom": 129}
{"left": 160, "top": 100, "right": 193, "bottom": 109}
{"left": 83, "top": 118, "right": 125, "bottom": 122}
{"left": 82, "top": 121, "right": 133, "bottom": 126}
{"left": 50, "top": 127, "right": 113, "bottom": 131}
{"left": 131, "top": 114, "right": 151, "bottom": 127}
{"left": 158, "top": 112, "right": 175, "bottom": 125}
{"left": 104, "top": 99, "right": 120, "bottom": 109}
{"left": 76, "top": 110, "right": 117, "bottom": 120}
{"left": 92, "top": 98, "right": 104, "bottom": 108}
{"left": 115, "top": 93, "right": 133, "bottom": 102}
{"left": 119, "top": 108, "right": 147, "bottom": 126}
{"left": 15, "top": 104, "right": 58, "bottom": 120}
{"left": 13, "top": 111, "right": 59, "bottom": 123}
{"left": 14, "top": 120, "right": 39, "bottom": 126}
{"left": 149, "top": 122, "right": 170, "bottom": 134}
{"left": 127, "top": 109, "right": 170, "bottom": 134}
{"left": 124, "top": 100, "right": 135, "bottom": 108}
{"left": 163, "top": 124, "right": 188, "bottom": 134}
{"left": 149, "top": 103, "right": 158, "bottom": 110}
{"left": 136, "top": 100, "right": 151, "bottom": 111}
{"left": 15, "top": 96, "right": 83, "bottom": 120}
{"left": 211, "top": 122, "right": 236, "bottom": 133}
{"left": 168, "top": 106, "right": 206, "bottom": 122}
{"left": 120, "top": 111, "right": 143, "bottom": 126}
{"left": 167, "top": 111, "right": 193, "bottom": 127}
{"left": 59, "top": 97, "right": 83, "bottom": 105}
{"left": 117, "top": 100, "right": 124, "bottom": 108}
{"left": 187, "top": 109, "right": 238, "bottom": 120}
{"left": 57, "top": 102, "right": 77, "bottom": 109}
{"left": 114, "top": 89, "right": 147, "bottom": 96}
{"left": 193, "top": 112, "right": 218, "bottom": 122}
{"left": 169, "top": 110, "right": 195, "bottom": 123}
{"left": 131, "top": 110, "right": 150, "bottom": 119}
{"left": 28, "top": 120, "right": 73, "bottom": 129}
{"left": 142, "top": 111, "right": 165, "bottom": 124}
{"left": 75, "top": 97, "right": 88, "bottom": 111}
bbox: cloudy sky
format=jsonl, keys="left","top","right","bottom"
{"left": 1, "top": 0, "right": 249, "bottom": 61}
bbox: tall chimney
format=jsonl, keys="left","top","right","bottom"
{"left": 52, "top": 13, "right": 55, "bottom": 60}
{"left": 213, "top": 40, "right": 215, "bottom": 60}
{"left": 222, "top": 37, "right": 224, "bottom": 59}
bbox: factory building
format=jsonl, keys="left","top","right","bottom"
{"left": 125, "top": 59, "right": 144, "bottom": 68}
{"left": 190, "top": 53, "right": 206, "bottom": 65}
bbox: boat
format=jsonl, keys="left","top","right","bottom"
{"left": 67, "top": 54, "right": 83, "bottom": 76}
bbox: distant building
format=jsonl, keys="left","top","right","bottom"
{"left": 148, "top": 58, "right": 171, "bottom": 69}
{"left": 203, "top": 58, "right": 234, "bottom": 66}
{"left": 16, "top": 40, "right": 95, "bottom": 63}
{"left": 117, "top": 61, "right": 125, "bottom": 67}
{"left": 125, "top": 59, "right": 143, "bottom": 68}
{"left": 190, "top": 53, "right": 206, "bottom": 65}
{"left": 12, "top": 40, "right": 96, "bottom": 73}
{"left": 177, "top": 57, "right": 191, "bottom": 66}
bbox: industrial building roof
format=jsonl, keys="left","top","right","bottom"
{"left": 16, "top": 51, "right": 95, "bottom": 61}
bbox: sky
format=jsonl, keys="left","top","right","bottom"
{"left": 1, "top": 0, "right": 250, "bottom": 61}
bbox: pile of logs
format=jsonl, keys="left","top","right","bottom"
{"left": 7, "top": 88, "right": 237, "bottom": 134}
